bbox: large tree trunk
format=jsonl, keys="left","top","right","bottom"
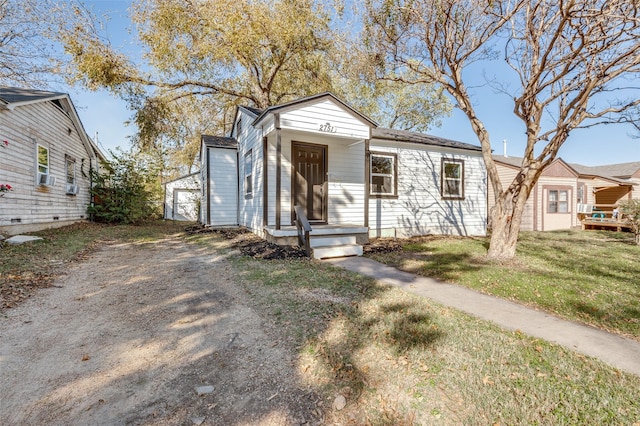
{"left": 487, "top": 202, "right": 522, "bottom": 260}
{"left": 486, "top": 164, "right": 539, "bottom": 261}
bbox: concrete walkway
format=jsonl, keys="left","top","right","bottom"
{"left": 325, "top": 256, "right": 640, "bottom": 377}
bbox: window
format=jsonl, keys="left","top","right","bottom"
{"left": 37, "top": 144, "right": 49, "bottom": 185}
{"left": 370, "top": 152, "right": 397, "bottom": 196}
{"left": 65, "top": 156, "right": 77, "bottom": 194}
{"left": 548, "top": 189, "right": 569, "bottom": 213}
{"left": 244, "top": 149, "right": 253, "bottom": 196}
{"left": 37, "top": 144, "right": 49, "bottom": 175}
{"left": 441, "top": 159, "right": 464, "bottom": 199}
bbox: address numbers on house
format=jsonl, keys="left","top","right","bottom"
{"left": 319, "top": 122, "right": 337, "bottom": 133}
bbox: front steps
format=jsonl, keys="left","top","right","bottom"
{"left": 310, "top": 235, "right": 363, "bottom": 260}
{"left": 264, "top": 224, "right": 368, "bottom": 259}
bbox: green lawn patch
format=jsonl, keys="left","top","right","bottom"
{"left": 367, "top": 230, "right": 640, "bottom": 339}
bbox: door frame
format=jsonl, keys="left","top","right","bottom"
{"left": 291, "top": 141, "right": 328, "bottom": 224}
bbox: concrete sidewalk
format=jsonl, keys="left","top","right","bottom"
{"left": 325, "top": 256, "right": 640, "bottom": 377}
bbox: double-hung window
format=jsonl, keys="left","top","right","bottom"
{"left": 548, "top": 189, "right": 568, "bottom": 213}
{"left": 441, "top": 159, "right": 464, "bottom": 199}
{"left": 244, "top": 149, "right": 253, "bottom": 197}
{"left": 370, "top": 152, "right": 397, "bottom": 197}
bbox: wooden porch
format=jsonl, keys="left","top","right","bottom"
{"left": 581, "top": 218, "right": 631, "bottom": 232}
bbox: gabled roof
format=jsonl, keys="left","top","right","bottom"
{"left": 569, "top": 161, "right": 640, "bottom": 179}
{"left": 0, "top": 86, "right": 105, "bottom": 161}
{"left": 201, "top": 134, "right": 237, "bottom": 149}
{"left": 251, "top": 92, "right": 378, "bottom": 128}
{"left": 0, "top": 87, "right": 67, "bottom": 108}
{"left": 241, "top": 105, "right": 263, "bottom": 116}
{"left": 493, "top": 155, "right": 636, "bottom": 185}
{"left": 372, "top": 127, "right": 482, "bottom": 152}
{"left": 492, "top": 155, "right": 525, "bottom": 168}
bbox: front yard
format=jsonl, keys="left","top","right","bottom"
{"left": 2, "top": 223, "right": 639, "bottom": 424}
{"left": 365, "top": 230, "right": 640, "bottom": 340}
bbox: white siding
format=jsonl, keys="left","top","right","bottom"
{"left": 0, "top": 100, "right": 95, "bottom": 234}
{"left": 327, "top": 141, "right": 365, "bottom": 225}
{"left": 208, "top": 148, "right": 238, "bottom": 226}
{"left": 237, "top": 109, "right": 264, "bottom": 234}
{"left": 164, "top": 174, "right": 200, "bottom": 221}
{"left": 368, "top": 141, "right": 487, "bottom": 237}
{"left": 279, "top": 99, "right": 370, "bottom": 140}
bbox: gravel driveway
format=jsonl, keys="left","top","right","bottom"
{"left": 0, "top": 236, "right": 322, "bottom": 425}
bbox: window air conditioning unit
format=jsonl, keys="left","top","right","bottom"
{"left": 66, "top": 184, "right": 78, "bottom": 195}
{"left": 38, "top": 173, "right": 56, "bottom": 186}
{"left": 577, "top": 203, "right": 593, "bottom": 214}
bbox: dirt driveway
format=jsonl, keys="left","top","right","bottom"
{"left": 0, "top": 236, "right": 323, "bottom": 425}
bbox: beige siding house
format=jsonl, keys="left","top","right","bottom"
{"left": 200, "top": 93, "right": 487, "bottom": 258}
{"left": 0, "top": 87, "right": 104, "bottom": 235}
{"left": 491, "top": 155, "right": 639, "bottom": 232}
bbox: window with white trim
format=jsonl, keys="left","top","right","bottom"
{"left": 441, "top": 159, "right": 464, "bottom": 199}
{"left": 370, "top": 153, "right": 397, "bottom": 196}
{"left": 244, "top": 149, "right": 253, "bottom": 196}
{"left": 66, "top": 156, "right": 77, "bottom": 194}
{"left": 37, "top": 144, "right": 49, "bottom": 184}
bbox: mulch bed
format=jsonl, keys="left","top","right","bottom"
{"left": 185, "top": 225, "right": 404, "bottom": 259}
{"left": 185, "top": 225, "right": 308, "bottom": 260}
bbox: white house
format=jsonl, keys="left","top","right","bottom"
{"left": 200, "top": 93, "right": 487, "bottom": 258}
{"left": 0, "top": 87, "right": 104, "bottom": 235}
{"left": 163, "top": 172, "right": 200, "bottom": 221}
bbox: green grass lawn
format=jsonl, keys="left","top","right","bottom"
{"left": 366, "top": 229, "right": 640, "bottom": 339}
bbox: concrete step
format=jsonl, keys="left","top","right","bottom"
{"left": 309, "top": 235, "right": 357, "bottom": 248}
{"left": 312, "top": 244, "right": 363, "bottom": 260}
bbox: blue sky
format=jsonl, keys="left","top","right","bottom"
{"left": 65, "top": 0, "right": 639, "bottom": 166}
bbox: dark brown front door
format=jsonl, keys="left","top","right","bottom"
{"left": 293, "top": 142, "right": 327, "bottom": 223}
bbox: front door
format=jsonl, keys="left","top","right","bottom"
{"left": 293, "top": 142, "right": 327, "bottom": 223}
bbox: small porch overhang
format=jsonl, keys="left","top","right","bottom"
{"left": 257, "top": 93, "right": 377, "bottom": 232}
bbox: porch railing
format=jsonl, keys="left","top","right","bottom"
{"left": 294, "top": 204, "right": 312, "bottom": 256}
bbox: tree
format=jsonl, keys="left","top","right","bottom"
{"left": 0, "top": 0, "right": 66, "bottom": 86}
{"left": 60, "top": 0, "right": 337, "bottom": 147}
{"left": 365, "top": 0, "right": 640, "bottom": 260}
{"left": 619, "top": 200, "right": 640, "bottom": 245}
{"left": 59, "top": 0, "right": 452, "bottom": 174}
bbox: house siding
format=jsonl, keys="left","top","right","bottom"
{"left": 539, "top": 181, "right": 576, "bottom": 231}
{"left": 237, "top": 110, "right": 264, "bottom": 234}
{"left": 279, "top": 99, "right": 371, "bottom": 140}
{"left": 207, "top": 147, "right": 238, "bottom": 226}
{"left": 164, "top": 173, "right": 200, "bottom": 221}
{"left": 489, "top": 163, "right": 536, "bottom": 231}
{"left": 0, "top": 100, "right": 94, "bottom": 234}
{"left": 368, "top": 141, "right": 487, "bottom": 237}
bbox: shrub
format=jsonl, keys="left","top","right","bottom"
{"left": 88, "top": 149, "right": 162, "bottom": 224}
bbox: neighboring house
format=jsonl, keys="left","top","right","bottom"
{"left": 491, "top": 155, "right": 639, "bottom": 231}
{"left": 163, "top": 172, "right": 200, "bottom": 221}
{"left": 200, "top": 92, "right": 487, "bottom": 258}
{"left": 0, "top": 87, "right": 104, "bottom": 235}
